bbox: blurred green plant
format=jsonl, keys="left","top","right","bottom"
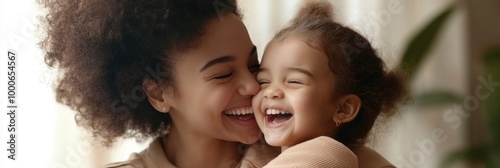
{"left": 399, "top": 5, "right": 455, "bottom": 80}
{"left": 396, "top": 3, "right": 500, "bottom": 168}
{"left": 439, "top": 48, "right": 500, "bottom": 168}
{"left": 398, "top": 5, "right": 462, "bottom": 107}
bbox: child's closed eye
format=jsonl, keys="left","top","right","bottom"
{"left": 287, "top": 80, "right": 303, "bottom": 84}
{"left": 258, "top": 80, "right": 270, "bottom": 85}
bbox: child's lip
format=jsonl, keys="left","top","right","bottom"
{"left": 261, "top": 105, "right": 293, "bottom": 114}
{"left": 261, "top": 105, "right": 293, "bottom": 129}
{"left": 265, "top": 114, "right": 293, "bottom": 128}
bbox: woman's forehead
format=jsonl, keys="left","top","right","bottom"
{"left": 175, "top": 13, "right": 254, "bottom": 66}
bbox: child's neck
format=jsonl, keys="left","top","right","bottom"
{"left": 165, "top": 123, "right": 242, "bottom": 168}
{"left": 281, "top": 146, "right": 290, "bottom": 152}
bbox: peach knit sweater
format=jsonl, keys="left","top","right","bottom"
{"left": 102, "top": 136, "right": 393, "bottom": 168}
{"left": 262, "top": 136, "right": 358, "bottom": 168}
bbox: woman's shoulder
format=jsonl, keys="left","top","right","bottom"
{"left": 351, "top": 145, "right": 395, "bottom": 168}
{"left": 99, "top": 153, "right": 145, "bottom": 168}
{"left": 99, "top": 137, "right": 176, "bottom": 168}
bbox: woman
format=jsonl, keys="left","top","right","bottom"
{"left": 40, "top": 0, "right": 278, "bottom": 167}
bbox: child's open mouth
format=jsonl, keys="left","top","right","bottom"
{"left": 265, "top": 109, "right": 293, "bottom": 127}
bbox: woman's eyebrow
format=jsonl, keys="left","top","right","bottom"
{"left": 249, "top": 46, "right": 256, "bottom": 56}
{"left": 199, "top": 56, "right": 236, "bottom": 72}
{"left": 200, "top": 46, "right": 257, "bottom": 73}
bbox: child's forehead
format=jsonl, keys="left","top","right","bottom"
{"left": 265, "top": 37, "right": 324, "bottom": 58}
{"left": 269, "top": 35, "right": 322, "bottom": 51}
{"left": 262, "top": 39, "right": 330, "bottom": 69}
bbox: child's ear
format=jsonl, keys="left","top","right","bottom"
{"left": 333, "top": 94, "right": 361, "bottom": 126}
{"left": 142, "top": 78, "right": 175, "bottom": 113}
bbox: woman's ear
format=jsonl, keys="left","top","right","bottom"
{"left": 333, "top": 94, "right": 361, "bottom": 126}
{"left": 142, "top": 78, "right": 174, "bottom": 113}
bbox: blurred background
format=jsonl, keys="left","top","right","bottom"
{"left": 1, "top": 0, "right": 499, "bottom": 167}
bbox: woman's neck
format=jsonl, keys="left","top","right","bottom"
{"left": 165, "top": 124, "right": 243, "bottom": 168}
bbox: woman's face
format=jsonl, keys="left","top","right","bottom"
{"left": 167, "top": 13, "right": 261, "bottom": 144}
{"left": 252, "top": 37, "right": 338, "bottom": 147}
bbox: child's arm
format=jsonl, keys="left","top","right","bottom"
{"left": 264, "top": 136, "right": 358, "bottom": 168}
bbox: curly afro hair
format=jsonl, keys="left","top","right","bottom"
{"left": 272, "top": 0, "right": 408, "bottom": 147}
{"left": 38, "top": 0, "right": 240, "bottom": 146}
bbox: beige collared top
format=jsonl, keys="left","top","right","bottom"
{"left": 101, "top": 136, "right": 393, "bottom": 168}
{"left": 100, "top": 137, "right": 280, "bottom": 168}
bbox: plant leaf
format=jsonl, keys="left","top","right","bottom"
{"left": 399, "top": 5, "right": 455, "bottom": 79}
{"left": 440, "top": 144, "right": 494, "bottom": 168}
{"left": 482, "top": 47, "right": 500, "bottom": 152}
{"left": 412, "top": 91, "right": 462, "bottom": 107}
{"left": 441, "top": 48, "right": 500, "bottom": 168}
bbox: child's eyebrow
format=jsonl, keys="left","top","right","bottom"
{"left": 257, "top": 67, "right": 314, "bottom": 77}
{"left": 287, "top": 67, "right": 314, "bottom": 77}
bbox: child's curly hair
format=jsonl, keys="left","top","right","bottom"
{"left": 272, "top": 0, "right": 408, "bottom": 147}
{"left": 38, "top": 0, "right": 240, "bottom": 146}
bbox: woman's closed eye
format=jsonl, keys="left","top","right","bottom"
{"left": 213, "top": 72, "right": 233, "bottom": 79}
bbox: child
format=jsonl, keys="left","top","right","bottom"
{"left": 252, "top": 0, "right": 406, "bottom": 167}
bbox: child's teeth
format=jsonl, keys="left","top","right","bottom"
{"left": 266, "top": 109, "right": 290, "bottom": 115}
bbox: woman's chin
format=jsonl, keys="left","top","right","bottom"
{"left": 237, "top": 132, "right": 262, "bottom": 144}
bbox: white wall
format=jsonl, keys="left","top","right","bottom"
{"left": 0, "top": 0, "right": 472, "bottom": 167}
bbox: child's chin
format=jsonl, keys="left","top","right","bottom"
{"left": 263, "top": 135, "right": 286, "bottom": 147}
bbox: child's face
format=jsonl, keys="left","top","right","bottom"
{"left": 168, "top": 13, "right": 261, "bottom": 144}
{"left": 253, "top": 37, "right": 339, "bottom": 147}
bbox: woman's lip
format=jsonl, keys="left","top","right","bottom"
{"left": 223, "top": 114, "right": 257, "bottom": 126}
{"left": 226, "top": 105, "right": 252, "bottom": 110}
{"left": 225, "top": 102, "right": 252, "bottom": 111}
{"left": 222, "top": 101, "right": 257, "bottom": 127}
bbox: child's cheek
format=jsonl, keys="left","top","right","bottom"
{"left": 252, "top": 91, "right": 262, "bottom": 114}
{"left": 252, "top": 90, "right": 265, "bottom": 125}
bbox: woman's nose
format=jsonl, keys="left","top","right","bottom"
{"left": 238, "top": 71, "right": 260, "bottom": 96}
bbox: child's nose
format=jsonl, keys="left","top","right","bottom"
{"left": 264, "top": 84, "right": 284, "bottom": 99}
